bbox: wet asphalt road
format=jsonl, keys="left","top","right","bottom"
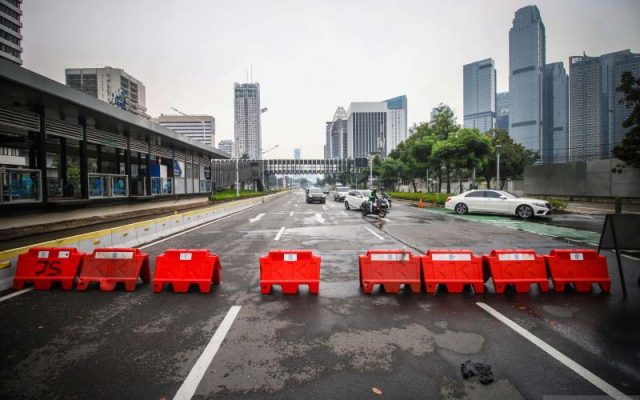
{"left": 0, "top": 190, "right": 639, "bottom": 399}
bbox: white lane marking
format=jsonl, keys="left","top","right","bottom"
{"left": 340, "top": 211, "right": 348, "bottom": 216}
{"left": 173, "top": 305, "right": 242, "bottom": 400}
{"left": 382, "top": 217, "right": 392, "bottom": 223}
{"left": 274, "top": 227, "right": 286, "bottom": 241}
{"left": 364, "top": 226, "right": 384, "bottom": 240}
{"left": 0, "top": 287, "right": 33, "bottom": 303}
{"left": 289, "top": 211, "right": 294, "bottom": 217}
{"left": 249, "top": 213, "right": 265, "bottom": 223}
{"left": 476, "top": 302, "right": 631, "bottom": 400}
{"left": 139, "top": 206, "right": 256, "bottom": 250}
{"left": 315, "top": 213, "right": 325, "bottom": 224}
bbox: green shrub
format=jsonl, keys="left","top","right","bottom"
{"left": 209, "top": 189, "right": 267, "bottom": 202}
{"left": 541, "top": 197, "right": 568, "bottom": 211}
{"left": 388, "top": 192, "right": 451, "bottom": 205}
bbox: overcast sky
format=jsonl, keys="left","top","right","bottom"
{"left": 22, "top": 0, "right": 640, "bottom": 159}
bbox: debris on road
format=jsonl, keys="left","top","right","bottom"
{"left": 461, "top": 360, "right": 494, "bottom": 385}
{"left": 372, "top": 387, "right": 383, "bottom": 395}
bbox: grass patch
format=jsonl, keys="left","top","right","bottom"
{"left": 209, "top": 189, "right": 276, "bottom": 202}
{"left": 388, "top": 192, "right": 451, "bottom": 205}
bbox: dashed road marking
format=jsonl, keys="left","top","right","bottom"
{"left": 274, "top": 227, "right": 286, "bottom": 241}
{"left": 315, "top": 213, "right": 325, "bottom": 224}
{"left": 289, "top": 211, "right": 294, "bottom": 216}
{"left": 364, "top": 226, "right": 385, "bottom": 240}
{"left": 249, "top": 213, "right": 265, "bottom": 223}
{"left": 476, "top": 302, "right": 631, "bottom": 400}
{"left": 0, "top": 287, "right": 33, "bottom": 303}
{"left": 340, "top": 211, "right": 348, "bottom": 216}
{"left": 173, "top": 305, "right": 242, "bottom": 400}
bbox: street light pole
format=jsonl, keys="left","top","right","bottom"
{"left": 495, "top": 144, "right": 503, "bottom": 190}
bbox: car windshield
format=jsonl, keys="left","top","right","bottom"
{"left": 338, "top": 187, "right": 349, "bottom": 192}
{"left": 309, "top": 188, "right": 322, "bottom": 193}
{"left": 360, "top": 190, "right": 372, "bottom": 197}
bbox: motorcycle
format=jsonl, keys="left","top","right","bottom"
{"left": 361, "top": 195, "right": 390, "bottom": 218}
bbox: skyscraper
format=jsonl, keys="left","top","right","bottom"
{"left": 509, "top": 5, "right": 545, "bottom": 158}
{"left": 324, "top": 121, "right": 332, "bottom": 159}
{"left": 568, "top": 50, "right": 640, "bottom": 162}
{"left": 234, "top": 82, "right": 261, "bottom": 159}
{"left": 154, "top": 114, "right": 215, "bottom": 146}
{"left": 330, "top": 107, "right": 348, "bottom": 159}
{"left": 218, "top": 139, "right": 234, "bottom": 157}
{"left": 463, "top": 58, "right": 496, "bottom": 132}
{"left": 0, "top": 0, "right": 22, "bottom": 64}
{"left": 543, "top": 62, "right": 568, "bottom": 164}
{"left": 293, "top": 148, "right": 301, "bottom": 160}
{"left": 346, "top": 96, "right": 407, "bottom": 159}
{"left": 496, "top": 92, "right": 510, "bottom": 131}
{"left": 66, "top": 67, "right": 149, "bottom": 118}
{"left": 384, "top": 96, "right": 408, "bottom": 152}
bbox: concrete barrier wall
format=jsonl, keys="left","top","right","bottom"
{"left": 0, "top": 191, "right": 289, "bottom": 291}
{"left": 524, "top": 159, "right": 640, "bottom": 198}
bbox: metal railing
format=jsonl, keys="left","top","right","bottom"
{"left": 151, "top": 177, "right": 174, "bottom": 195}
{"left": 88, "top": 173, "right": 129, "bottom": 198}
{"left": 1, "top": 168, "right": 43, "bottom": 204}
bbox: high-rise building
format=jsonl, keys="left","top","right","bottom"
{"left": 430, "top": 105, "right": 452, "bottom": 122}
{"left": 463, "top": 58, "right": 496, "bottom": 132}
{"left": 543, "top": 62, "right": 568, "bottom": 164}
{"left": 65, "top": 67, "right": 149, "bottom": 118}
{"left": 346, "top": 96, "right": 407, "bottom": 159}
{"left": 218, "top": 139, "right": 234, "bottom": 157}
{"left": 509, "top": 5, "right": 546, "bottom": 159}
{"left": 293, "top": 148, "right": 301, "bottom": 160}
{"left": 324, "top": 121, "right": 332, "bottom": 160}
{"left": 153, "top": 114, "right": 215, "bottom": 146}
{"left": 234, "top": 82, "right": 261, "bottom": 160}
{"left": 384, "top": 96, "right": 408, "bottom": 152}
{"left": 613, "top": 53, "right": 640, "bottom": 149}
{"left": 496, "top": 92, "right": 510, "bottom": 131}
{"left": 569, "top": 50, "right": 640, "bottom": 162}
{"left": 347, "top": 102, "right": 387, "bottom": 159}
{"left": 0, "top": 0, "right": 22, "bottom": 64}
{"left": 329, "top": 107, "right": 348, "bottom": 159}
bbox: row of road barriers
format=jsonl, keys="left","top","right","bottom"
{"left": 11, "top": 247, "right": 611, "bottom": 295}
{"left": 0, "top": 191, "right": 290, "bottom": 291}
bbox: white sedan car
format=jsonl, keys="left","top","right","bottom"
{"left": 444, "top": 190, "right": 551, "bottom": 219}
{"left": 344, "top": 189, "right": 371, "bottom": 210}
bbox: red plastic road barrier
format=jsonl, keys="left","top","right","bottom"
{"left": 421, "top": 249, "right": 484, "bottom": 294}
{"left": 483, "top": 249, "right": 549, "bottom": 293}
{"left": 260, "top": 250, "right": 321, "bottom": 295}
{"left": 358, "top": 249, "right": 421, "bottom": 294}
{"left": 152, "top": 249, "right": 221, "bottom": 293}
{"left": 13, "top": 247, "right": 84, "bottom": 290}
{"left": 77, "top": 248, "right": 150, "bottom": 292}
{"left": 545, "top": 249, "right": 611, "bottom": 293}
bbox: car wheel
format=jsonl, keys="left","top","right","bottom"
{"left": 344, "top": 201, "right": 350, "bottom": 210}
{"left": 517, "top": 205, "right": 534, "bottom": 219}
{"left": 454, "top": 203, "right": 468, "bottom": 215}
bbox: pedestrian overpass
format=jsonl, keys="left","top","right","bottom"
{"left": 211, "top": 158, "right": 363, "bottom": 189}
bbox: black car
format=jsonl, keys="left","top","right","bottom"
{"left": 306, "top": 187, "right": 326, "bottom": 204}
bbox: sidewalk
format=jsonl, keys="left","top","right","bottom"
{"left": 565, "top": 201, "right": 640, "bottom": 215}
{"left": 0, "top": 197, "right": 211, "bottom": 241}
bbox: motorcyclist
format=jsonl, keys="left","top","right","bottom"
{"left": 368, "top": 188, "right": 378, "bottom": 213}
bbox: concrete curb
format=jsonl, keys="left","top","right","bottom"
{"left": 0, "top": 191, "right": 289, "bottom": 292}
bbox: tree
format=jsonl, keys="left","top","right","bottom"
{"left": 613, "top": 71, "right": 640, "bottom": 168}
{"left": 482, "top": 129, "right": 538, "bottom": 188}
{"left": 429, "top": 104, "right": 460, "bottom": 192}
{"left": 431, "top": 128, "right": 491, "bottom": 192}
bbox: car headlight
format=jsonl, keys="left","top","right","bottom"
{"left": 532, "top": 202, "right": 546, "bottom": 208}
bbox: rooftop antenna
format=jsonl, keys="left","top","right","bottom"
{"left": 250, "top": 64, "right": 253, "bottom": 83}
